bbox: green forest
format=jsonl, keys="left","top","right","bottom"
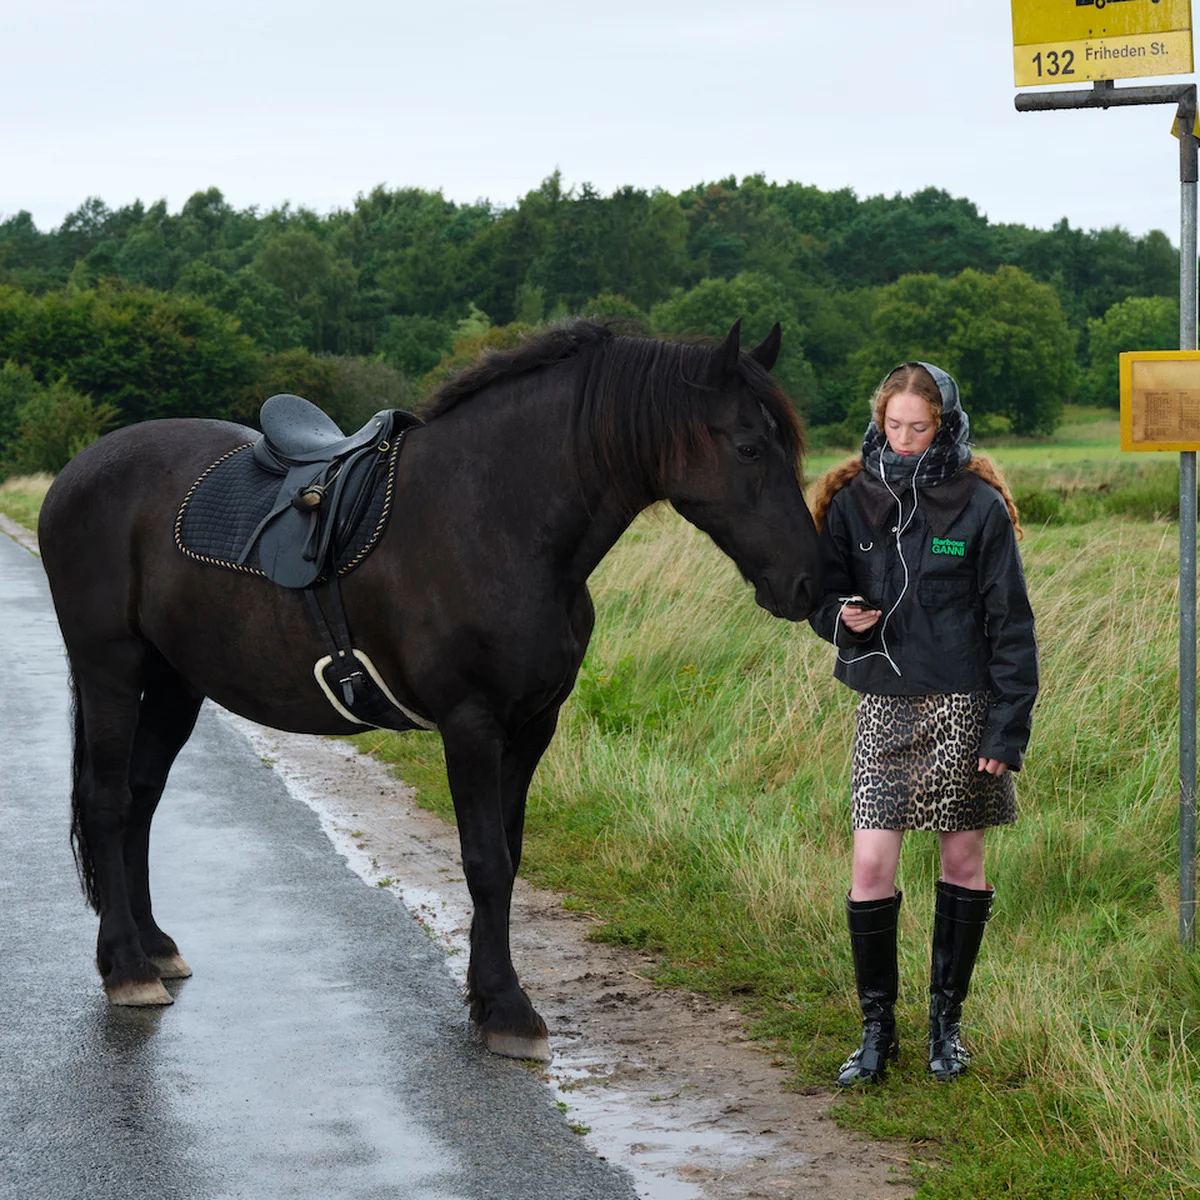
{"left": 0, "top": 172, "right": 1185, "bottom": 476}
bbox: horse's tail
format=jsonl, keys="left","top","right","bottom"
{"left": 68, "top": 670, "right": 99, "bottom": 912}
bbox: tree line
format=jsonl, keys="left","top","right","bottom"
{"left": 0, "top": 173, "right": 1184, "bottom": 474}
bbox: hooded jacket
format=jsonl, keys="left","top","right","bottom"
{"left": 808, "top": 364, "right": 1038, "bottom": 769}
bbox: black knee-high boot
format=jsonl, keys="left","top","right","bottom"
{"left": 837, "top": 891, "right": 902, "bottom": 1087}
{"left": 928, "top": 880, "right": 994, "bottom": 1081}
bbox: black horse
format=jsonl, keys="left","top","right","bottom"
{"left": 38, "top": 319, "right": 821, "bottom": 1061}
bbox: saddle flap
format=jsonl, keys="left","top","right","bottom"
{"left": 252, "top": 461, "right": 335, "bottom": 589}
{"left": 257, "top": 507, "right": 324, "bottom": 588}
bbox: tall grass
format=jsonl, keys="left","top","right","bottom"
{"left": 366, "top": 510, "right": 1200, "bottom": 1198}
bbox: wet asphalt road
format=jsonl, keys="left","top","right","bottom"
{"left": 0, "top": 530, "right": 637, "bottom": 1200}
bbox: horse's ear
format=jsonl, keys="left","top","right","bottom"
{"left": 711, "top": 319, "right": 742, "bottom": 381}
{"left": 749, "top": 323, "right": 781, "bottom": 373}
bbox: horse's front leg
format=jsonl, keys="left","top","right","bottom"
{"left": 500, "top": 708, "right": 560, "bottom": 881}
{"left": 440, "top": 707, "right": 550, "bottom": 1061}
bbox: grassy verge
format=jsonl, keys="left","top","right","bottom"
{"left": 7, "top": 443, "right": 1199, "bottom": 1196}
{"left": 0, "top": 473, "right": 52, "bottom": 530}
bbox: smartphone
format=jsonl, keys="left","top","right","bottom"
{"left": 839, "top": 594, "right": 881, "bottom": 611}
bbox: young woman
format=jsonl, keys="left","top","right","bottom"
{"left": 808, "top": 362, "right": 1038, "bottom": 1085}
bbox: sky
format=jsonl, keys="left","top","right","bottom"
{"left": 3, "top": 0, "right": 1196, "bottom": 242}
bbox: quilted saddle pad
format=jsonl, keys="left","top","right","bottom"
{"left": 174, "top": 438, "right": 401, "bottom": 581}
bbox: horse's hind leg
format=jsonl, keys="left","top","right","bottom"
{"left": 124, "top": 652, "right": 204, "bottom": 982}
{"left": 71, "top": 641, "right": 191, "bottom": 1006}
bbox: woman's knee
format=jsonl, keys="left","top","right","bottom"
{"left": 853, "top": 859, "right": 894, "bottom": 892}
{"left": 938, "top": 830, "right": 986, "bottom": 888}
{"left": 851, "top": 840, "right": 901, "bottom": 897}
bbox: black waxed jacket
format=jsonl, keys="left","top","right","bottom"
{"left": 808, "top": 467, "right": 1038, "bottom": 769}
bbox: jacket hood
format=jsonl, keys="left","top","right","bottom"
{"left": 861, "top": 361, "right": 972, "bottom": 487}
{"left": 918, "top": 361, "right": 967, "bottom": 431}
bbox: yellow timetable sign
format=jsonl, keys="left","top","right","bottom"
{"left": 1120, "top": 351, "right": 1200, "bottom": 451}
{"left": 1012, "top": 0, "right": 1193, "bottom": 86}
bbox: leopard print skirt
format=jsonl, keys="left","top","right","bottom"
{"left": 851, "top": 692, "right": 1017, "bottom": 831}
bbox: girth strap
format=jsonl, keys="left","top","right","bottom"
{"left": 302, "top": 580, "right": 435, "bottom": 733}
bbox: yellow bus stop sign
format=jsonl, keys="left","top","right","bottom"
{"left": 1013, "top": 0, "right": 1193, "bottom": 87}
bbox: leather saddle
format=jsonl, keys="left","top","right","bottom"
{"left": 237, "top": 394, "right": 421, "bottom": 589}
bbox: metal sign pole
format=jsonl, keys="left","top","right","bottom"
{"left": 1180, "top": 94, "right": 1198, "bottom": 949}
{"left": 1016, "top": 80, "right": 1199, "bottom": 949}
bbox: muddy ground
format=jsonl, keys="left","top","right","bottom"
{"left": 228, "top": 718, "right": 914, "bottom": 1200}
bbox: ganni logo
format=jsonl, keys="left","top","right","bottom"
{"left": 931, "top": 537, "right": 966, "bottom": 557}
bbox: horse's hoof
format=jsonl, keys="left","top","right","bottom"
{"left": 486, "top": 1031, "right": 552, "bottom": 1062}
{"left": 107, "top": 979, "right": 174, "bottom": 1006}
{"left": 151, "top": 954, "right": 193, "bottom": 980}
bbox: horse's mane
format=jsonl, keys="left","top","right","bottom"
{"left": 424, "top": 321, "right": 616, "bottom": 419}
{"left": 424, "top": 320, "right": 807, "bottom": 512}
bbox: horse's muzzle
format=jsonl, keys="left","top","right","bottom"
{"left": 754, "top": 570, "right": 821, "bottom": 622}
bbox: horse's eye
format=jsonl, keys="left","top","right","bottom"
{"left": 736, "top": 443, "right": 761, "bottom": 462}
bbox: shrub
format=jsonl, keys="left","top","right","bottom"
{"left": 1014, "top": 486, "right": 1064, "bottom": 526}
{"left": 378, "top": 314, "right": 453, "bottom": 379}
{"left": 1103, "top": 464, "right": 1186, "bottom": 521}
{"left": 421, "top": 320, "right": 535, "bottom": 397}
{"left": 233, "top": 348, "right": 338, "bottom": 426}
{"left": 0, "top": 359, "right": 37, "bottom": 454}
{"left": 324, "top": 355, "right": 418, "bottom": 430}
{"left": 1, "top": 378, "right": 118, "bottom": 476}
{"left": 0, "top": 282, "right": 261, "bottom": 424}
{"left": 234, "top": 349, "right": 418, "bottom": 431}
{"left": 579, "top": 293, "right": 647, "bottom": 327}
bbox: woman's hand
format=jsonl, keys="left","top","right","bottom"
{"left": 840, "top": 602, "right": 882, "bottom": 633}
{"left": 978, "top": 758, "right": 1008, "bottom": 775}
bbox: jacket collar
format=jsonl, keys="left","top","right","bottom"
{"left": 848, "top": 469, "right": 975, "bottom": 536}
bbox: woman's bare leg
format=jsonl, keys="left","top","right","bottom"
{"left": 937, "top": 829, "right": 986, "bottom": 890}
{"left": 850, "top": 829, "right": 904, "bottom": 901}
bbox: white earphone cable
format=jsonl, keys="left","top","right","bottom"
{"left": 834, "top": 442, "right": 933, "bottom": 677}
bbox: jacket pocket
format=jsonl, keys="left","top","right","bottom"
{"left": 918, "top": 576, "right": 976, "bottom": 608}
